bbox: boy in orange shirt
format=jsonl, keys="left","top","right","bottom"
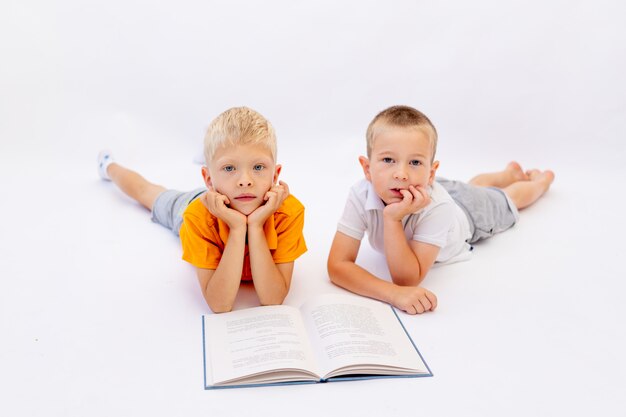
{"left": 98, "top": 107, "right": 307, "bottom": 312}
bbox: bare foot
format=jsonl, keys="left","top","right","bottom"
{"left": 528, "top": 170, "right": 555, "bottom": 194}
{"left": 506, "top": 161, "right": 529, "bottom": 182}
{"left": 536, "top": 170, "right": 555, "bottom": 184}
{"left": 469, "top": 161, "right": 531, "bottom": 188}
{"left": 504, "top": 169, "right": 555, "bottom": 209}
{"left": 527, "top": 169, "right": 555, "bottom": 184}
{"left": 525, "top": 168, "right": 541, "bottom": 180}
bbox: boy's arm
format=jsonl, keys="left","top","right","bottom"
{"left": 195, "top": 224, "right": 247, "bottom": 313}
{"left": 247, "top": 226, "right": 294, "bottom": 305}
{"left": 383, "top": 185, "right": 440, "bottom": 285}
{"left": 197, "top": 189, "right": 248, "bottom": 313}
{"left": 383, "top": 217, "right": 440, "bottom": 286}
{"left": 247, "top": 181, "right": 293, "bottom": 305}
{"left": 327, "top": 231, "right": 437, "bottom": 314}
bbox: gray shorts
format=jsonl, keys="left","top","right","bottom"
{"left": 151, "top": 188, "right": 206, "bottom": 236}
{"left": 437, "top": 178, "right": 519, "bottom": 243}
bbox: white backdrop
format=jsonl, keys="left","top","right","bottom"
{"left": 1, "top": 1, "right": 625, "bottom": 416}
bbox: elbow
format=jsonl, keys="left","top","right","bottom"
{"left": 392, "top": 272, "right": 425, "bottom": 287}
{"left": 207, "top": 299, "right": 234, "bottom": 314}
{"left": 257, "top": 283, "right": 289, "bottom": 306}
{"left": 210, "top": 305, "right": 233, "bottom": 314}
{"left": 258, "top": 294, "right": 286, "bottom": 306}
{"left": 328, "top": 271, "right": 341, "bottom": 286}
{"left": 327, "top": 259, "right": 338, "bottom": 283}
{"left": 259, "top": 299, "right": 284, "bottom": 307}
{"left": 327, "top": 260, "right": 345, "bottom": 286}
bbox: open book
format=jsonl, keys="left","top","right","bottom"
{"left": 202, "top": 293, "right": 432, "bottom": 389}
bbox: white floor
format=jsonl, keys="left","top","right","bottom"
{"left": 1, "top": 1, "right": 625, "bottom": 416}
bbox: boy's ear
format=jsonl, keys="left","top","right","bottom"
{"left": 429, "top": 160, "right": 440, "bottom": 185}
{"left": 358, "top": 156, "right": 371, "bottom": 181}
{"left": 201, "top": 165, "right": 213, "bottom": 188}
{"left": 273, "top": 164, "right": 282, "bottom": 184}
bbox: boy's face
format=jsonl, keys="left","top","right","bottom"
{"left": 202, "top": 143, "right": 280, "bottom": 215}
{"left": 359, "top": 126, "right": 439, "bottom": 205}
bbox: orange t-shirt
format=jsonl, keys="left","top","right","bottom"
{"left": 179, "top": 194, "right": 307, "bottom": 281}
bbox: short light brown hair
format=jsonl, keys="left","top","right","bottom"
{"left": 204, "top": 107, "right": 277, "bottom": 166}
{"left": 365, "top": 105, "right": 438, "bottom": 160}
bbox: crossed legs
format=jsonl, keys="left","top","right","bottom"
{"left": 469, "top": 162, "right": 555, "bottom": 210}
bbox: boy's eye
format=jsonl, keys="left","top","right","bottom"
{"left": 409, "top": 160, "right": 422, "bottom": 166}
{"left": 382, "top": 157, "right": 394, "bottom": 163}
{"left": 223, "top": 165, "right": 235, "bottom": 172}
{"left": 253, "top": 164, "right": 265, "bottom": 171}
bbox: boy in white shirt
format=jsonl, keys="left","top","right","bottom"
{"left": 327, "top": 105, "right": 554, "bottom": 315}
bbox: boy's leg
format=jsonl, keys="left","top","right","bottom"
{"left": 107, "top": 164, "right": 166, "bottom": 210}
{"left": 99, "top": 151, "right": 166, "bottom": 211}
{"left": 502, "top": 170, "right": 555, "bottom": 210}
{"left": 469, "top": 161, "right": 528, "bottom": 188}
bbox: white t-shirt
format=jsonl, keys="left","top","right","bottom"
{"left": 337, "top": 179, "right": 473, "bottom": 264}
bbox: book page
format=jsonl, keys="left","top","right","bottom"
{"left": 299, "top": 293, "right": 428, "bottom": 379}
{"left": 203, "top": 305, "right": 320, "bottom": 386}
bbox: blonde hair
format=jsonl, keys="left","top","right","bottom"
{"left": 365, "top": 105, "right": 438, "bottom": 160}
{"left": 204, "top": 107, "right": 277, "bottom": 165}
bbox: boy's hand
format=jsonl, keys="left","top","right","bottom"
{"left": 248, "top": 181, "right": 290, "bottom": 227}
{"left": 391, "top": 285, "right": 438, "bottom": 315}
{"left": 201, "top": 187, "right": 247, "bottom": 230}
{"left": 383, "top": 185, "right": 431, "bottom": 221}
